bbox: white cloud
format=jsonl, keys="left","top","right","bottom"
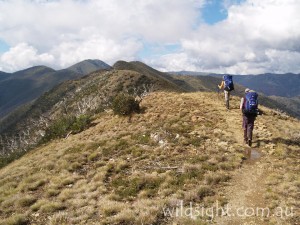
{"left": 0, "top": 43, "right": 54, "bottom": 71}
{"left": 52, "top": 37, "right": 142, "bottom": 68}
{"left": 0, "top": 0, "right": 205, "bottom": 72}
{"left": 147, "top": 52, "right": 198, "bottom": 72}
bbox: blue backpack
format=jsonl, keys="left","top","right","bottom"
{"left": 224, "top": 75, "right": 234, "bottom": 91}
{"left": 244, "top": 92, "right": 258, "bottom": 115}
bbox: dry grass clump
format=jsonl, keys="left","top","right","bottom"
{"left": 178, "top": 164, "right": 205, "bottom": 183}
{"left": 99, "top": 199, "right": 127, "bottom": 217}
{"left": 265, "top": 174, "right": 283, "bottom": 185}
{"left": 110, "top": 173, "right": 164, "bottom": 200}
{"left": 204, "top": 172, "right": 231, "bottom": 185}
{"left": 201, "top": 162, "right": 218, "bottom": 172}
{"left": 0, "top": 214, "right": 29, "bottom": 225}
{"left": 27, "top": 179, "right": 47, "bottom": 191}
{"left": 184, "top": 185, "right": 214, "bottom": 202}
{"left": 39, "top": 201, "right": 66, "bottom": 213}
{"left": 43, "top": 161, "right": 56, "bottom": 171}
{"left": 57, "top": 188, "right": 76, "bottom": 202}
{"left": 47, "top": 212, "right": 69, "bottom": 225}
{"left": 17, "top": 195, "right": 37, "bottom": 207}
{"left": 18, "top": 174, "right": 48, "bottom": 192}
{"left": 66, "top": 197, "right": 90, "bottom": 209}
{"left": 87, "top": 151, "right": 101, "bottom": 162}
{"left": 108, "top": 208, "right": 135, "bottom": 225}
{"left": 45, "top": 188, "right": 61, "bottom": 197}
{"left": 218, "top": 161, "right": 236, "bottom": 171}
{"left": 71, "top": 205, "right": 99, "bottom": 224}
{"left": 197, "top": 185, "right": 214, "bottom": 200}
{"left": 133, "top": 199, "right": 165, "bottom": 224}
{"left": 29, "top": 199, "right": 45, "bottom": 211}
{"left": 60, "top": 177, "right": 76, "bottom": 186}
{"left": 1, "top": 195, "right": 19, "bottom": 210}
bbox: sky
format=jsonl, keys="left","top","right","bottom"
{"left": 0, "top": 0, "right": 300, "bottom": 74}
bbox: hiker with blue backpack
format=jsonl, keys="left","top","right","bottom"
{"left": 240, "top": 88, "right": 259, "bottom": 147}
{"left": 218, "top": 75, "right": 234, "bottom": 109}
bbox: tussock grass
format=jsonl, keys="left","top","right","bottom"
{"left": 30, "top": 199, "right": 48, "bottom": 212}
{"left": 111, "top": 173, "right": 164, "bottom": 199}
{"left": 47, "top": 212, "right": 69, "bottom": 225}
{"left": 110, "top": 208, "right": 135, "bottom": 225}
{"left": 39, "top": 201, "right": 66, "bottom": 213}
{"left": 17, "top": 174, "right": 47, "bottom": 192}
{"left": 100, "top": 199, "right": 126, "bottom": 217}
{"left": 46, "top": 188, "right": 61, "bottom": 197}
{"left": 204, "top": 172, "right": 231, "bottom": 185}
{"left": 57, "top": 189, "right": 75, "bottom": 202}
{"left": 0, "top": 214, "right": 29, "bottom": 225}
{"left": 17, "top": 195, "right": 37, "bottom": 207}
{"left": 60, "top": 177, "right": 76, "bottom": 186}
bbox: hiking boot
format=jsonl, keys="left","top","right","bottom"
{"left": 247, "top": 139, "right": 252, "bottom": 147}
{"left": 226, "top": 101, "right": 229, "bottom": 110}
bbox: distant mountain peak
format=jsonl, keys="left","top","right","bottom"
{"left": 15, "top": 65, "right": 56, "bottom": 75}
{"left": 67, "top": 59, "right": 112, "bottom": 75}
{"left": 113, "top": 60, "right": 134, "bottom": 70}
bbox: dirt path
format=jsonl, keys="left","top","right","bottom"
{"left": 214, "top": 105, "right": 271, "bottom": 225}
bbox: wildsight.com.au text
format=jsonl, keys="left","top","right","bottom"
{"left": 163, "top": 201, "right": 296, "bottom": 220}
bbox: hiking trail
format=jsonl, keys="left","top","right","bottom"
{"left": 213, "top": 98, "right": 272, "bottom": 225}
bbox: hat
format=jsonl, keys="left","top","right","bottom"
{"left": 245, "top": 88, "right": 250, "bottom": 93}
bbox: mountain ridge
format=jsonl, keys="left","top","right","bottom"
{"left": 0, "top": 60, "right": 112, "bottom": 118}
{"left": 113, "top": 61, "right": 189, "bottom": 92}
{"left": 172, "top": 71, "right": 300, "bottom": 98}
{"left": 1, "top": 61, "right": 300, "bottom": 149}
{"left": 2, "top": 60, "right": 299, "bottom": 120}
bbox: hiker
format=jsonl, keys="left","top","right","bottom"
{"left": 240, "top": 88, "right": 259, "bottom": 147}
{"left": 218, "top": 75, "right": 234, "bottom": 109}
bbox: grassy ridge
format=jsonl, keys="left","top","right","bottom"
{"left": 0, "top": 92, "right": 298, "bottom": 224}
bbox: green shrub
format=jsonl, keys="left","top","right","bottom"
{"left": 69, "top": 114, "right": 92, "bottom": 133}
{"left": 41, "top": 115, "right": 91, "bottom": 143}
{"left": 112, "top": 93, "right": 140, "bottom": 116}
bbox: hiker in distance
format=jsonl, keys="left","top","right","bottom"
{"left": 218, "top": 75, "right": 234, "bottom": 109}
{"left": 240, "top": 88, "right": 259, "bottom": 147}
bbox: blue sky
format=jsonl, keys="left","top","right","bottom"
{"left": 0, "top": 41, "right": 9, "bottom": 53}
{"left": 1, "top": 0, "right": 300, "bottom": 74}
{"left": 202, "top": 0, "right": 228, "bottom": 24}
